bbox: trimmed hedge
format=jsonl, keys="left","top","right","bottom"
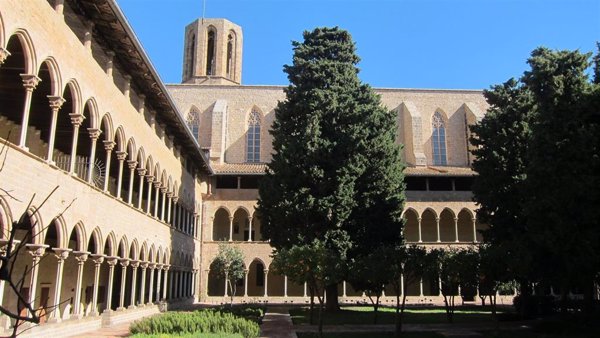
{"left": 130, "top": 310, "right": 260, "bottom": 338}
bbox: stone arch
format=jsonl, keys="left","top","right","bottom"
{"left": 457, "top": 208, "right": 474, "bottom": 242}
{"left": 114, "top": 126, "right": 126, "bottom": 152}
{"left": 212, "top": 207, "right": 231, "bottom": 241}
{"left": 163, "top": 249, "right": 170, "bottom": 265}
{"left": 10, "top": 29, "right": 36, "bottom": 74}
{"left": 168, "top": 176, "right": 173, "bottom": 192}
{"left": 431, "top": 109, "right": 448, "bottom": 166}
{"left": 130, "top": 239, "right": 139, "bottom": 261}
{"left": 39, "top": 57, "right": 62, "bottom": 97}
{"left": 145, "top": 156, "right": 154, "bottom": 177}
{"left": 118, "top": 236, "right": 129, "bottom": 258}
{"left": 139, "top": 241, "right": 148, "bottom": 262}
{"left": 83, "top": 98, "right": 99, "bottom": 130}
{"left": 247, "top": 258, "right": 266, "bottom": 297}
{"left": 173, "top": 181, "right": 179, "bottom": 198}
{"left": 402, "top": 207, "right": 420, "bottom": 242}
{"left": 126, "top": 137, "right": 136, "bottom": 161}
{"left": 44, "top": 215, "right": 67, "bottom": 249}
{"left": 23, "top": 205, "right": 43, "bottom": 245}
{"left": 439, "top": 208, "right": 456, "bottom": 242}
{"left": 87, "top": 227, "right": 103, "bottom": 254}
{"left": 250, "top": 210, "right": 262, "bottom": 241}
{"left": 205, "top": 25, "right": 217, "bottom": 75}
{"left": 100, "top": 113, "right": 114, "bottom": 142}
{"left": 64, "top": 79, "right": 82, "bottom": 116}
{"left": 68, "top": 221, "right": 86, "bottom": 252}
{"left": 232, "top": 207, "right": 250, "bottom": 241}
{"left": 0, "top": 196, "right": 13, "bottom": 239}
{"left": 149, "top": 244, "right": 156, "bottom": 263}
{"left": 104, "top": 231, "right": 117, "bottom": 256}
{"left": 186, "top": 106, "right": 200, "bottom": 140}
{"left": 157, "top": 246, "right": 163, "bottom": 264}
{"left": 420, "top": 208, "right": 438, "bottom": 242}
{"left": 0, "top": 10, "right": 5, "bottom": 48}
{"left": 246, "top": 107, "right": 262, "bottom": 163}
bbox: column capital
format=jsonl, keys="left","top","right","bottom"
{"left": 130, "top": 260, "right": 140, "bottom": 268}
{"left": 127, "top": 160, "right": 138, "bottom": 170}
{"left": 26, "top": 244, "right": 49, "bottom": 257}
{"left": 156, "top": 264, "right": 163, "bottom": 269}
{"left": 145, "top": 175, "right": 155, "bottom": 183}
{"left": 116, "top": 150, "right": 128, "bottom": 161}
{"left": 73, "top": 250, "right": 90, "bottom": 262}
{"left": 69, "top": 113, "right": 85, "bottom": 126}
{"left": 160, "top": 187, "right": 168, "bottom": 194}
{"left": 153, "top": 181, "right": 162, "bottom": 189}
{"left": 103, "top": 140, "right": 116, "bottom": 151}
{"left": 140, "top": 261, "right": 149, "bottom": 269}
{"left": 87, "top": 127, "right": 102, "bottom": 140}
{"left": 148, "top": 263, "right": 156, "bottom": 269}
{"left": 172, "top": 196, "right": 179, "bottom": 203}
{"left": 90, "top": 254, "right": 105, "bottom": 265}
{"left": 163, "top": 265, "right": 171, "bottom": 271}
{"left": 0, "top": 47, "right": 11, "bottom": 65}
{"left": 0, "top": 238, "right": 21, "bottom": 255}
{"left": 20, "top": 74, "right": 41, "bottom": 91}
{"left": 137, "top": 168, "right": 147, "bottom": 176}
{"left": 166, "top": 191, "right": 174, "bottom": 198}
{"left": 119, "top": 258, "right": 130, "bottom": 267}
{"left": 105, "top": 256, "right": 119, "bottom": 266}
{"left": 47, "top": 95, "right": 66, "bottom": 110}
{"left": 53, "top": 248, "right": 72, "bottom": 260}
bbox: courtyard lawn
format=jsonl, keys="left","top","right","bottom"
{"left": 290, "top": 305, "right": 505, "bottom": 325}
{"left": 297, "top": 333, "right": 444, "bottom": 338}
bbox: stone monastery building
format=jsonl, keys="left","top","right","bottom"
{"left": 0, "top": 0, "right": 491, "bottom": 336}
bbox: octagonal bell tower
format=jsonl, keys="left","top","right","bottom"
{"left": 182, "top": 18, "right": 243, "bottom": 85}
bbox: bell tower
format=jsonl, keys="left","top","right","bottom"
{"left": 182, "top": 18, "right": 243, "bottom": 85}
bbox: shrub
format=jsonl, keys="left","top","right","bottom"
{"left": 217, "top": 305, "right": 265, "bottom": 323}
{"left": 130, "top": 310, "right": 260, "bottom": 338}
{"left": 513, "top": 294, "right": 556, "bottom": 318}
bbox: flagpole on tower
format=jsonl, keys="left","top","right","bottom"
{"left": 202, "top": 0, "right": 206, "bottom": 20}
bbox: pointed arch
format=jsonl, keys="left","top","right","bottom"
{"left": 45, "top": 215, "right": 67, "bottom": 249}
{"left": 83, "top": 98, "right": 99, "bottom": 130}
{"left": 64, "top": 79, "right": 82, "bottom": 116}
{"left": 68, "top": 221, "right": 87, "bottom": 252}
{"left": 126, "top": 137, "right": 137, "bottom": 161}
{"left": 25, "top": 205, "right": 43, "bottom": 245}
{"left": 0, "top": 11, "right": 5, "bottom": 48}
{"left": 10, "top": 29, "right": 36, "bottom": 74}
{"left": 87, "top": 227, "right": 103, "bottom": 254}
{"left": 246, "top": 107, "right": 262, "bottom": 163}
{"left": 157, "top": 246, "right": 163, "bottom": 264}
{"left": 139, "top": 241, "right": 148, "bottom": 262}
{"left": 206, "top": 26, "right": 217, "bottom": 76}
{"left": 145, "top": 156, "right": 154, "bottom": 177}
{"left": 432, "top": 110, "right": 447, "bottom": 166}
{"left": 130, "top": 239, "right": 139, "bottom": 260}
{"left": 186, "top": 106, "right": 200, "bottom": 140}
{"left": 104, "top": 231, "right": 117, "bottom": 256}
{"left": 39, "top": 57, "right": 62, "bottom": 97}
{"left": 149, "top": 244, "right": 156, "bottom": 263}
{"left": 0, "top": 196, "right": 13, "bottom": 239}
{"left": 118, "top": 236, "right": 129, "bottom": 258}
{"left": 153, "top": 163, "right": 161, "bottom": 181}
{"left": 114, "top": 126, "right": 126, "bottom": 152}
{"left": 163, "top": 249, "right": 170, "bottom": 265}
{"left": 226, "top": 30, "right": 236, "bottom": 79}
{"left": 100, "top": 113, "right": 114, "bottom": 142}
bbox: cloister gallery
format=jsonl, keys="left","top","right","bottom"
{"left": 1, "top": 0, "right": 498, "bottom": 336}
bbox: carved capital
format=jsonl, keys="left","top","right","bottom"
{"left": 53, "top": 248, "right": 72, "bottom": 261}
{"left": 129, "top": 260, "right": 140, "bottom": 268}
{"left": 172, "top": 196, "right": 179, "bottom": 203}
{"left": 26, "top": 244, "right": 49, "bottom": 258}
{"left": 145, "top": 175, "right": 155, "bottom": 183}
{"left": 20, "top": 74, "right": 41, "bottom": 91}
{"left": 0, "top": 239, "right": 20, "bottom": 255}
{"left": 119, "top": 258, "right": 130, "bottom": 267}
{"left": 103, "top": 140, "right": 116, "bottom": 152}
{"left": 47, "top": 95, "right": 66, "bottom": 111}
{"left": 0, "top": 47, "right": 11, "bottom": 65}
{"left": 116, "top": 151, "right": 128, "bottom": 161}
{"left": 73, "top": 251, "right": 90, "bottom": 263}
{"left": 105, "top": 256, "right": 119, "bottom": 266}
{"left": 153, "top": 181, "right": 162, "bottom": 189}
{"left": 87, "top": 128, "right": 102, "bottom": 140}
{"left": 90, "top": 254, "right": 105, "bottom": 265}
{"left": 160, "top": 187, "right": 168, "bottom": 194}
{"left": 166, "top": 192, "right": 174, "bottom": 198}
{"left": 137, "top": 168, "right": 147, "bottom": 176}
{"left": 148, "top": 263, "right": 156, "bottom": 269}
{"left": 127, "top": 160, "right": 138, "bottom": 170}
{"left": 163, "top": 265, "right": 170, "bottom": 271}
{"left": 69, "top": 113, "right": 85, "bottom": 127}
{"left": 140, "top": 262, "right": 149, "bottom": 269}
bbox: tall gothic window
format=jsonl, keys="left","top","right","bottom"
{"left": 206, "top": 29, "right": 216, "bottom": 76}
{"left": 246, "top": 110, "right": 261, "bottom": 162}
{"left": 187, "top": 34, "right": 196, "bottom": 78}
{"left": 432, "top": 112, "right": 447, "bottom": 165}
{"left": 226, "top": 33, "right": 235, "bottom": 78}
{"left": 187, "top": 108, "right": 200, "bottom": 141}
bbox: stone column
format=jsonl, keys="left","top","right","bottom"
{"left": 68, "top": 113, "right": 84, "bottom": 175}
{"left": 160, "top": 187, "right": 167, "bottom": 222}
{"left": 25, "top": 244, "right": 48, "bottom": 316}
{"left": 115, "top": 151, "right": 127, "bottom": 199}
{"left": 123, "top": 75, "right": 131, "bottom": 98}
{"left": 72, "top": 251, "right": 89, "bottom": 318}
{"left": 83, "top": 21, "right": 94, "bottom": 51}
{"left": 148, "top": 264, "right": 156, "bottom": 304}
{"left": 162, "top": 266, "right": 170, "bottom": 300}
{"left": 138, "top": 94, "right": 146, "bottom": 115}
{"left": 104, "top": 256, "right": 118, "bottom": 312}
{"left": 86, "top": 128, "right": 101, "bottom": 183}
{"left": 18, "top": 74, "right": 41, "bottom": 148}
{"left": 127, "top": 160, "right": 138, "bottom": 204}
{"left": 105, "top": 51, "right": 115, "bottom": 77}
{"left": 436, "top": 217, "right": 441, "bottom": 242}
{"left": 146, "top": 175, "right": 154, "bottom": 214}
{"left": 284, "top": 276, "right": 288, "bottom": 297}
{"left": 90, "top": 254, "right": 105, "bottom": 316}
{"left": 46, "top": 96, "right": 66, "bottom": 163}
{"left": 472, "top": 217, "right": 478, "bottom": 243}
{"left": 247, "top": 216, "right": 253, "bottom": 242}
{"left": 138, "top": 262, "right": 148, "bottom": 306}
{"left": 438, "top": 277, "right": 443, "bottom": 296}
{"left": 203, "top": 269, "right": 210, "bottom": 298}
{"left": 48, "top": 248, "right": 70, "bottom": 321}
{"left": 419, "top": 278, "right": 424, "bottom": 297}
{"left": 172, "top": 197, "right": 179, "bottom": 228}
{"left": 400, "top": 273, "right": 404, "bottom": 296}
{"left": 228, "top": 216, "right": 234, "bottom": 242}
{"left": 0, "top": 240, "right": 19, "bottom": 307}
{"left": 137, "top": 168, "right": 146, "bottom": 209}
{"left": 263, "top": 270, "right": 269, "bottom": 297}
{"left": 102, "top": 141, "right": 116, "bottom": 192}
{"left": 117, "top": 259, "right": 129, "bottom": 311}
{"left": 166, "top": 193, "right": 173, "bottom": 225}
{"left": 155, "top": 264, "right": 163, "bottom": 302}
{"left": 153, "top": 181, "right": 161, "bottom": 218}
{"left": 304, "top": 282, "right": 307, "bottom": 298}
{"left": 342, "top": 281, "right": 347, "bottom": 297}
{"left": 417, "top": 217, "right": 423, "bottom": 243}
{"left": 129, "top": 260, "right": 140, "bottom": 309}
{"left": 0, "top": 47, "right": 11, "bottom": 67}
{"left": 454, "top": 217, "right": 459, "bottom": 243}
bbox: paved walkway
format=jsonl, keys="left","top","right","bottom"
{"left": 260, "top": 307, "right": 297, "bottom": 338}
{"left": 68, "top": 323, "right": 131, "bottom": 338}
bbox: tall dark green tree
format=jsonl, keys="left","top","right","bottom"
{"left": 257, "top": 27, "right": 405, "bottom": 310}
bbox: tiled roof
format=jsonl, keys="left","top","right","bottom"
{"left": 211, "top": 163, "right": 474, "bottom": 176}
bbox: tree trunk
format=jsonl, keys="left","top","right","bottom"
{"left": 309, "top": 286, "right": 315, "bottom": 325}
{"left": 318, "top": 296, "right": 325, "bottom": 338}
{"left": 325, "top": 284, "right": 339, "bottom": 311}
{"left": 373, "top": 295, "right": 380, "bottom": 324}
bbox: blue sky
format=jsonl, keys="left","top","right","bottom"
{"left": 116, "top": 0, "right": 600, "bottom": 90}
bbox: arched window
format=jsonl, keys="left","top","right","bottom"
{"left": 246, "top": 110, "right": 261, "bottom": 163}
{"left": 187, "top": 33, "right": 196, "bottom": 78}
{"left": 186, "top": 108, "right": 200, "bottom": 141}
{"left": 226, "top": 33, "right": 235, "bottom": 78}
{"left": 206, "top": 29, "right": 216, "bottom": 76}
{"left": 432, "top": 112, "right": 447, "bottom": 165}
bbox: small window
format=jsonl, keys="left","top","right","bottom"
{"left": 206, "top": 29, "right": 216, "bottom": 75}
{"left": 432, "top": 112, "right": 447, "bottom": 166}
{"left": 227, "top": 33, "right": 235, "bottom": 78}
{"left": 187, "top": 34, "right": 196, "bottom": 78}
{"left": 246, "top": 110, "right": 261, "bottom": 163}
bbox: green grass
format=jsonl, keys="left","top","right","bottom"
{"left": 297, "top": 332, "right": 444, "bottom": 338}
{"left": 290, "top": 305, "right": 505, "bottom": 325}
{"left": 131, "top": 333, "right": 242, "bottom": 338}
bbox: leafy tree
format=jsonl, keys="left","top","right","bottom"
{"left": 212, "top": 244, "right": 245, "bottom": 305}
{"left": 477, "top": 243, "right": 511, "bottom": 316}
{"left": 258, "top": 26, "right": 405, "bottom": 311}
